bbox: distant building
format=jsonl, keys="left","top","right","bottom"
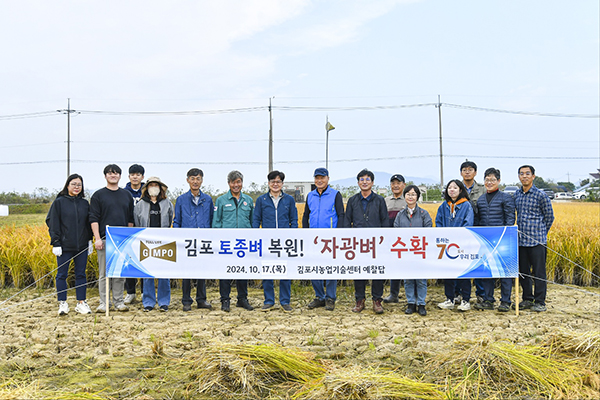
{"left": 282, "top": 181, "right": 313, "bottom": 203}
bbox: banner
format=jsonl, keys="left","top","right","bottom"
{"left": 105, "top": 226, "right": 518, "bottom": 280}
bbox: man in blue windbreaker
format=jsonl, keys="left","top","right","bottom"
{"left": 302, "top": 167, "right": 344, "bottom": 311}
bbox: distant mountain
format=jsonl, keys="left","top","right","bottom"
{"left": 331, "top": 171, "right": 437, "bottom": 188}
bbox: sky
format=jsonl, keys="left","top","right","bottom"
{"left": 1, "top": 0, "right": 598, "bottom": 196}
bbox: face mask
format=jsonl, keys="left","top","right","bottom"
{"left": 148, "top": 186, "right": 160, "bottom": 197}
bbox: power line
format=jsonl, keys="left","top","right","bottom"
{"left": 444, "top": 103, "right": 600, "bottom": 118}
{"left": 2, "top": 154, "right": 596, "bottom": 166}
{"left": 0, "top": 111, "right": 59, "bottom": 120}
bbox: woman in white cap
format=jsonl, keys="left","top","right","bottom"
{"left": 134, "top": 177, "right": 174, "bottom": 312}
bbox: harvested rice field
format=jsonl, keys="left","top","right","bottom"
{"left": 0, "top": 282, "right": 598, "bottom": 399}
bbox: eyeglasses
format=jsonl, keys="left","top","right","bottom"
{"left": 69, "top": 182, "right": 82, "bottom": 187}
{"left": 269, "top": 180, "right": 283, "bottom": 184}
{"left": 519, "top": 172, "right": 532, "bottom": 177}
{"left": 359, "top": 177, "right": 372, "bottom": 182}
{"left": 484, "top": 179, "right": 498, "bottom": 184}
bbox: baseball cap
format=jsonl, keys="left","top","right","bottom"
{"left": 390, "top": 174, "right": 405, "bottom": 183}
{"left": 314, "top": 167, "right": 329, "bottom": 177}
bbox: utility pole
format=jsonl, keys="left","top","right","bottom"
{"left": 57, "top": 98, "right": 77, "bottom": 177}
{"left": 268, "top": 97, "right": 273, "bottom": 173}
{"left": 436, "top": 95, "right": 444, "bottom": 189}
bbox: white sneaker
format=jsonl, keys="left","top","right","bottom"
{"left": 124, "top": 293, "right": 136, "bottom": 304}
{"left": 96, "top": 303, "right": 106, "bottom": 313}
{"left": 75, "top": 301, "right": 92, "bottom": 314}
{"left": 457, "top": 300, "right": 471, "bottom": 311}
{"left": 58, "top": 301, "right": 69, "bottom": 315}
{"left": 115, "top": 303, "right": 129, "bottom": 312}
{"left": 437, "top": 299, "right": 454, "bottom": 310}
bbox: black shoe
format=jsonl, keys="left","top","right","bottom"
{"left": 260, "top": 304, "right": 274, "bottom": 312}
{"left": 236, "top": 299, "right": 254, "bottom": 311}
{"left": 405, "top": 304, "right": 416, "bottom": 314}
{"left": 144, "top": 306, "right": 153, "bottom": 312}
{"left": 497, "top": 302, "right": 510, "bottom": 312}
{"left": 197, "top": 300, "right": 212, "bottom": 310}
{"left": 417, "top": 305, "right": 427, "bottom": 316}
{"left": 182, "top": 304, "right": 192, "bottom": 312}
{"left": 512, "top": 300, "right": 534, "bottom": 310}
{"left": 325, "top": 299, "right": 335, "bottom": 311}
{"left": 281, "top": 304, "right": 293, "bottom": 312}
{"left": 383, "top": 294, "right": 399, "bottom": 304}
{"left": 159, "top": 305, "right": 168, "bottom": 312}
{"left": 221, "top": 300, "right": 230, "bottom": 312}
{"left": 474, "top": 300, "right": 494, "bottom": 310}
{"left": 307, "top": 298, "right": 326, "bottom": 309}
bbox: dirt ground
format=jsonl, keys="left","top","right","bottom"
{"left": 1, "top": 281, "right": 599, "bottom": 398}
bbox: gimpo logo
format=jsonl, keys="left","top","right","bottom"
{"left": 140, "top": 241, "right": 177, "bottom": 262}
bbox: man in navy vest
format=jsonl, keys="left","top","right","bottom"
{"left": 302, "top": 168, "right": 345, "bottom": 311}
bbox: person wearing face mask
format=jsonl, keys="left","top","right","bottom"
{"left": 46, "top": 174, "right": 94, "bottom": 315}
{"left": 435, "top": 179, "right": 474, "bottom": 312}
{"left": 134, "top": 177, "right": 174, "bottom": 312}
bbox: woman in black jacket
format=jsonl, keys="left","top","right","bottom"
{"left": 46, "top": 174, "right": 93, "bottom": 315}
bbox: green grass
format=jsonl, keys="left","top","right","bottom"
{"left": 0, "top": 213, "right": 46, "bottom": 228}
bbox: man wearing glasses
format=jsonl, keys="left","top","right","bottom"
{"left": 253, "top": 170, "right": 298, "bottom": 312}
{"left": 173, "top": 168, "right": 214, "bottom": 312}
{"left": 344, "top": 169, "right": 388, "bottom": 314}
{"left": 473, "top": 167, "right": 516, "bottom": 312}
{"left": 514, "top": 165, "right": 554, "bottom": 312}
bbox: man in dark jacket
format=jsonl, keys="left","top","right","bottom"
{"left": 123, "top": 163, "right": 145, "bottom": 305}
{"left": 253, "top": 170, "right": 298, "bottom": 312}
{"left": 474, "top": 167, "right": 516, "bottom": 312}
{"left": 344, "top": 169, "right": 388, "bottom": 314}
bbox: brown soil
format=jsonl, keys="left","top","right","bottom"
{"left": 0, "top": 282, "right": 598, "bottom": 398}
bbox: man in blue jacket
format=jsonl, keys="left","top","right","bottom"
{"left": 173, "top": 168, "right": 214, "bottom": 312}
{"left": 213, "top": 170, "right": 255, "bottom": 312}
{"left": 473, "top": 167, "right": 516, "bottom": 312}
{"left": 344, "top": 169, "right": 388, "bottom": 314}
{"left": 253, "top": 170, "right": 298, "bottom": 312}
{"left": 302, "top": 167, "right": 344, "bottom": 311}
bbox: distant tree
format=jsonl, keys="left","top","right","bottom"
{"left": 580, "top": 178, "right": 590, "bottom": 186}
{"left": 557, "top": 182, "right": 576, "bottom": 192}
{"left": 533, "top": 176, "right": 550, "bottom": 189}
{"left": 245, "top": 182, "right": 268, "bottom": 201}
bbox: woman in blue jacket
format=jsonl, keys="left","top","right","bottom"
{"left": 435, "top": 179, "right": 474, "bottom": 311}
{"left": 46, "top": 174, "right": 93, "bottom": 315}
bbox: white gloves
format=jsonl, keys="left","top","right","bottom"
{"left": 52, "top": 247, "right": 62, "bottom": 257}
{"left": 88, "top": 241, "right": 94, "bottom": 255}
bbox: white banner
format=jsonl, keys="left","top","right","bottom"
{"left": 105, "top": 226, "right": 518, "bottom": 280}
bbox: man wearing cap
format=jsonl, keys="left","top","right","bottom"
{"left": 213, "top": 170, "right": 255, "bottom": 312}
{"left": 302, "top": 167, "right": 344, "bottom": 311}
{"left": 133, "top": 177, "right": 173, "bottom": 312}
{"left": 383, "top": 174, "right": 407, "bottom": 303}
{"left": 173, "top": 168, "right": 214, "bottom": 312}
{"left": 344, "top": 169, "right": 388, "bottom": 314}
{"left": 124, "top": 163, "right": 145, "bottom": 305}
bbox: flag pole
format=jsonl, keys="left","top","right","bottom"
{"left": 326, "top": 115, "right": 329, "bottom": 170}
